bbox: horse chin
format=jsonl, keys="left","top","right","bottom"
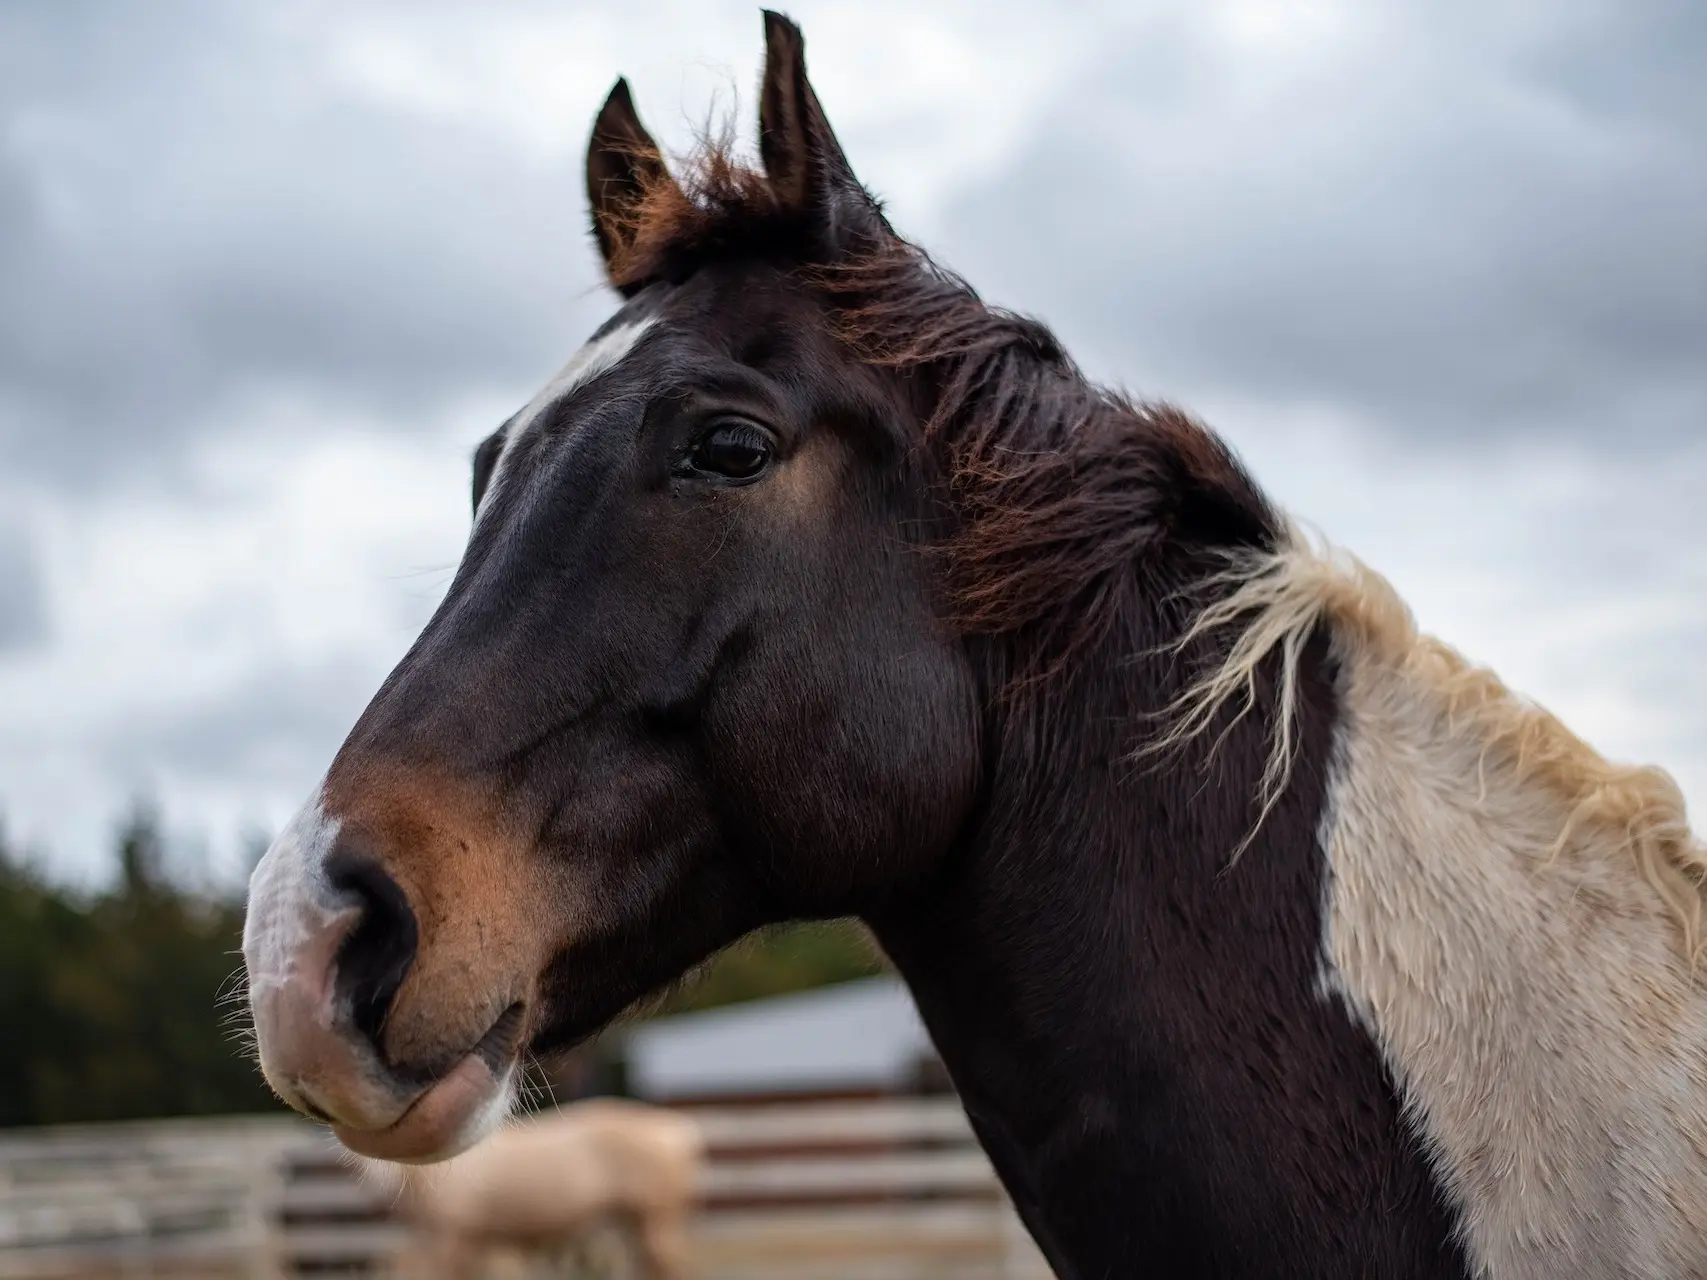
{"left": 526, "top": 975, "right": 664, "bottom": 1061}
{"left": 332, "top": 1052, "right": 515, "bottom": 1165}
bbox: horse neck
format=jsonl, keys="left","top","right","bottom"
{"left": 867, "top": 612, "right": 1469, "bottom": 1278}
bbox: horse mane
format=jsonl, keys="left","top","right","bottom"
{"left": 1156, "top": 523, "right": 1707, "bottom": 962}
{"left": 605, "top": 129, "right": 1281, "bottom": 670}
{"left": 601, "top": 128, "right": 1707, "bottom": 962}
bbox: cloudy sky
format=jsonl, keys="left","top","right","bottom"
{"left": 1, "top": 0, "right": 1702, "bottom": 885}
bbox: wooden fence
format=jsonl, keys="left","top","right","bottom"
{"left": 0, "top": 1100, "right": 1053, "bottom": 1279}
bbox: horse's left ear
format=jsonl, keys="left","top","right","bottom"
{"left": 758, "top": 11, "right": 888, "bottom": 250}
{"left": 586, "top": 78, "right": 679, "bottom": 295}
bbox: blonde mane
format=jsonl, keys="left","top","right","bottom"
{"left": 1151, "top": 522, "right": 1707, "bottom": 963}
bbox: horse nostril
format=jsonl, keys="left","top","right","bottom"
{"left": 324, "top": 839, "right": 419, "bottom": 1052}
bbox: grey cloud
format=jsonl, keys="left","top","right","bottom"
{"left": 12, "top": 0, "right": 1697, "bottom": 505}
{"left": 0, "top": 523, "right": 48, "bottom": 651}
{"left": 0, "top": 2, "right": 614, "bottom": 494}
{"left": 104, "top": 652, "right": 386, "bottom": 791}
{"left": 936, "top": 1, "right": 1707, "bottom": 449}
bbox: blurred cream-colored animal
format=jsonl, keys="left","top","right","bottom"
{"left": 363, "top": 1098, "right": 704, "bottom": 1279}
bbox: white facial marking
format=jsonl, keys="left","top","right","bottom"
{"left": 244, "top": 788, "right": 519, "bottom": 1158}
{"left": 456, "top": 1065, "right": 518, "bottom": 1152}
{"left": 242, "top": 789, "right": 343, "bottom": 1001}
{"left": 477, "top": 317, "right": 657, "bottom": 522}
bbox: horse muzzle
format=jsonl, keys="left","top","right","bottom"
{"left": 242, "top": 793, "right": 521, "bottom": 1163}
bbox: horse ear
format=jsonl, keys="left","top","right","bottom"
{"left": 758, "top": 11, "right": 887, "bottom": 249}
{"left": 586, "top": 78, "right": 676, "bottom": 294}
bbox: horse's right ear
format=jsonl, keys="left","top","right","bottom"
{"left": 585, "top": 79, "right": 676, "bottom": 295}
{"left": 758, "top": 11, "right": 888, "bottom": 253}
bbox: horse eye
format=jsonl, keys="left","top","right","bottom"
{"left": 684, "top": 420, "right": 774, "bottom": 481}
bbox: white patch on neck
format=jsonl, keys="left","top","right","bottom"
{"left": 477, "top": 317, "right": 657, "bottom": 522}
{"left": 242, "top": 790, "right": 342, "bottom": 999}
{"left": 1155, "top": 522, "right": 1707, "bottom": 1276}
{"left": 1311, "top": 642, "right": 1707, "bottom": 1279}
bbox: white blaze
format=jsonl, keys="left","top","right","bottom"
{"left": 242, "top": 789, "right": 343, "bottom": 1003}
{"left": 477, "top": 317, "right": 658, "bottom": 522}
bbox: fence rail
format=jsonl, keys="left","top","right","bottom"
{"left": 0, "top": 1101, "right": 1053, "bottom": 1278}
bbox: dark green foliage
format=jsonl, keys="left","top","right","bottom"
{"left": 0, "top": 808, "right": 277, "bottom": 1127}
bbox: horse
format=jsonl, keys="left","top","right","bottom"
{"left": 361, "top": 1099, "right": 701, "bottom": 1280}
{"left": 242, "top": 11, "right": 1707, "bottom": 1278}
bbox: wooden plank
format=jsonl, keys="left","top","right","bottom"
{"left": 687, "top": 1098, "right": 975, "bottom": 1149}
{"left": 0, "top": 1228, "right": 257, "bottom": 1276}
{"left": 277, "top": 1179, "right": 392, "bottom": 1216}
{"left": 0, "top": 1188, "right": 252, "bottom": 1249}
{"left": 695, "top": 1202, "right": 1008, "bottom": 1252}
{"left": 0, "top": 1116, "right": 305, "bottom": 1165}
{"left": 275, "top": 1222, "right": 408, "bottom": 1263}
{"left": 695, "top": 1261, "right": 1035, "bottom": 1280}
{"left": 692, "top": 1205, "right": 1054, "bottom": 1280}
{"left": 0, "top": 1256, "right": 248, "bottom": 1280}
{"left": 702, "top": 1150, "right": 999, "bottom": 1200}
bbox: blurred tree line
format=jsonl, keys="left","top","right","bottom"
{"left": 0, "top": 809, "right": 274, "bottom": 1127}
{"left": 0, "top": 808, "right": 883, "bottom": 1128}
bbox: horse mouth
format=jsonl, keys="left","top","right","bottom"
{"left": 472, "top": 1001, "right": 527, "bottom": 1072}
{"left": 331, "top": 1002, "right": 527, "bottom": 1164}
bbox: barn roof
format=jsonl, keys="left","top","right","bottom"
{"left": 621, "top": 977, "right": 934, "bottom": 1100}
